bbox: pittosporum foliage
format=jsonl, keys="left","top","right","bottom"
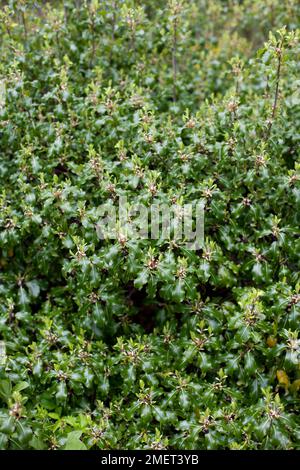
{"left": 0, "top": 0, "right": 299, "bottom": 450}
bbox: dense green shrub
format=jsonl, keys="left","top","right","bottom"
{"left": 0, "top": 0, "right": 299, "bottom": 450}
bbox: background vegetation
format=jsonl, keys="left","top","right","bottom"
{"left": 0, "top": 0, "right": 299, "bottom": 450}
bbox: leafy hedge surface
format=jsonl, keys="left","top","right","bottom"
{"left": 0, "top": 0, "right": 300, "bottom": 450}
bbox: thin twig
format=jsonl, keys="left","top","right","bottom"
{"left": 5, "top": 25, "right": 12, "bottom": 39}
{"left": 63, "top": 1, "right": 68, "bottom": 25}
{"left": 109, "top": 2, "right": 116, "bottom": 63}
{"left": 265, "top": 42, "right": 283, "bottom": 140}
{"left": 21, "top": 11, "right": 27, "bottom": 41}
{"left": 91, "top": 15, "right": 96, "bottom": 66}
{"left": 172, "top": 17, "right": 178, "bottom": 102}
